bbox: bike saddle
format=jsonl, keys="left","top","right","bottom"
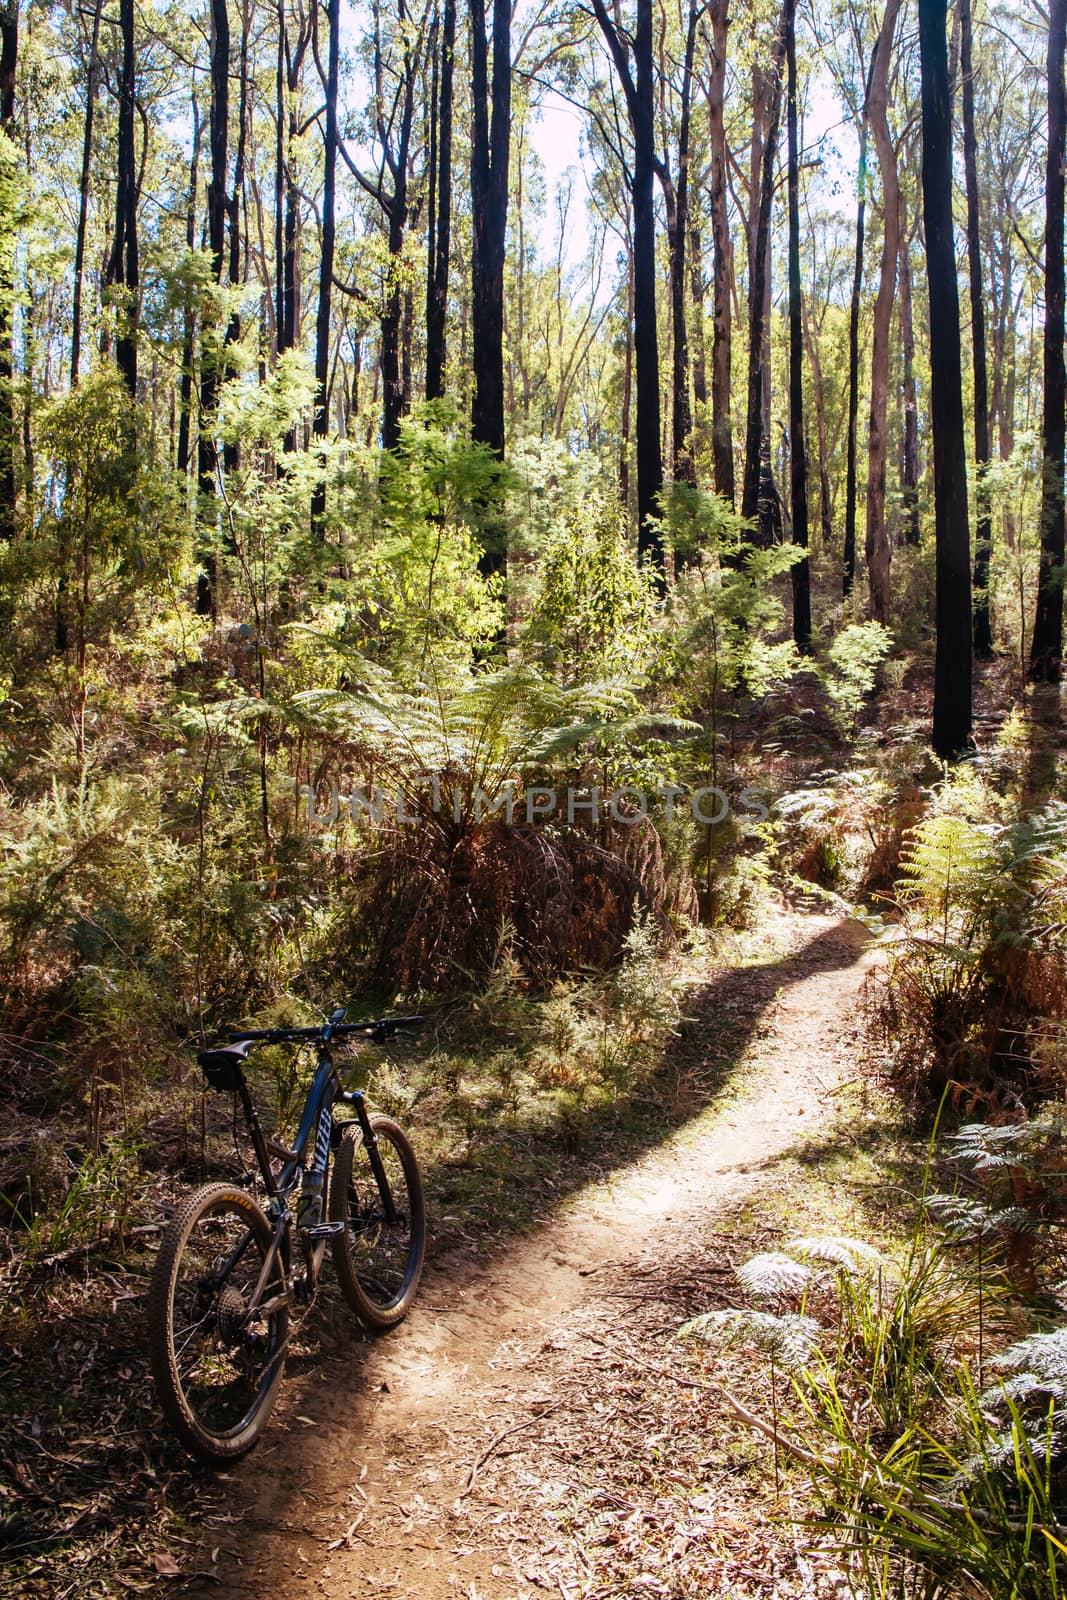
{"left": 197, "top": 1039, "right": 252, "bottom": 1093}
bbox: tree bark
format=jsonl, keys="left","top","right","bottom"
{"left": 177, "top": 97, "right": 201, "bottom": 477}
{"left": 898, "top": 186, "right": 921, "bottom": 546}
{"left": 425, "top": 0, "right": 454, "bottom": 402}
{"left": 664, "top": 0, "right": 699, "bottom": 489}
{"left": 223, "top": 0, "right": 250, "bottom": 478}
{"left": 785, "top": 0, "right": 810, "bottom": 650}
{"left": 71, "top": 0, "right": 102, "bottom": 388}
{"left": 864, "top": 0, "right": 902, "bottom": 626}
{"left": 706, "top": 0, "right": 734, "bottom": 505}
{"left": 740, "top": 14, "right": 785, "bottom": 535}
{"left": 311, "top": 0, "right": 339, "bottom": 532}
{"left": 470, "top": 0, "right": 510, "bottom": 461}
{"left": 112, "top": 0, "right": 138, "bottom": 396}
{"left": 195, "top": 0, "right": 230, "bottom": 615}
{"left": 0, "top": 0, "right": 16, "bottom": 541}
{"left": 1029, "top": 0, "right": 1066, "bottom": 682}
{"left": 593, "top": 0, "right": 664, "bottom": 576}
{"left": 198, "top": 0, "right": 230, "bottom": 509}
{"left": 843, "top": 44, "right": 878, "bottom": 594}
{"left": 960, "top": 0, "right": 993, "bottom": 657}
{"left": 918, "top": 0, "right": 973, "bottom": 755}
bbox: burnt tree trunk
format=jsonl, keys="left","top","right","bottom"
{"left": 785, "top": 0, "right": 810, "bottom": 649}
{"left": 177, "top": 97, "right": 201, "bottom": 477}
{"left": 864, "top": 0, "right": 902, "bottom": 626}
{"left": 0, "top": 1, "right": 16, "bottom": 541}
{"left": 740, "top": 14, "right": 785, "bottom": 535}
{"left": 1029, "top": 0, "right": 1066, "bottom": 681}
{"left": 919, "top": 0, "right": 973, "bottom": 755}
{"left": 961, "top": 0, "right": 993, "bottom": 657}
{"left": 843, "top": 45, "right": 878, "bottom": 595}
{"left": 112, "top": 0, "right": 138, "bottom": 396}
{"left": 707, "top": 0, "right": 734, "bottom": 506}
{"left": 425, "top": 0, "right": 455, "bottom": 402}
{"left": 71, "top": 0, "right": 103, "bottom": 387}
{"left": 593, "top": 0, "right": 664, "bottom": 576}
{"left": 311, "top": 0, "right": 339, "bottom": 532}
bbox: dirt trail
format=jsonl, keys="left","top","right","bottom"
{"left": 188, "top": 913, "right": 881, "bottom": 1600}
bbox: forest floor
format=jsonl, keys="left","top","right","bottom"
{"left": 169, "top": 909, "right": 889, "bottom": 1600}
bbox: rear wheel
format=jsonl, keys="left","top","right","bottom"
{"left": 328, "top": 1117, "right": 425, "bottom": 1328}
{"left": 148, "top": 1183, "right": 289, "bottom": 1464}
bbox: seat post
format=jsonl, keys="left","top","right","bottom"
{"left": 238, "top": 1076, "right": 278, "bottom": 1197}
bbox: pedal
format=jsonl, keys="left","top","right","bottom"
{"left": 301, "top": 1221, "right": 345, "bottom": 1239}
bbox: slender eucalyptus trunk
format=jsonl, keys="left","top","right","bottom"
{"left": 843, "top": 45, "right": 877, "bottom": 595}
{"left": 1029, "top": 0, "right": 1066, "bottom": 681}
{"left": 707, "top": 0, "right": 734, "bottom": 505}
{"left": 0, "top": 1, "right": 16, "bottom": 541}
{"left": 425, "top": 0, "right": 454, "bottom": 402}
{"left": 919, "top": 0, "right": 973, "bottom": 755}
{"left": 865, "top": 0, "right": 902, "bottom": 626}
{"left": 740, "top": 15, "right": 785, "bottom": 534}
{"left": 71, "top": 0, "right": 102, "bottom": 388}
{"left": 961, "top": 0, "right": 993, "bottom": 657}
{"left": 593, "top": 0, "right": 664, "bottom": 576}
{"left": 177, "top": 99, "right": 201, "bottom": 478}
{"left": 113, "top": 0, "right": 138, "bottom": 396}
{"left": 898, "top": 190, "right": 921, "bottom": 546}
{"left": 311, "top": 0, "right": 339, "bottom": 532}
{"left": 785, "top": 0, "right": 810, "bottom": 650}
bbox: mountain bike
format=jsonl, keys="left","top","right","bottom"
{"left": 148, "top": 1007, "right": 426, "bottom": 1465}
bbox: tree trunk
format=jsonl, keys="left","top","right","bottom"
{"left": 223, "top": 0, "right": 249, "bottom": 479}
{"left": 425, "top": 0, "right": 454, "bottom": 402}
{"left": 898, "top": 186, "right": 921, "bottom": 546}
{"left": 960, "top": 0, "right": 993, "bottom": 657}
{"left": 470, "top": 0, "right": 510, "bottom": 463}
{"left": 113, "top": 0, "right": 138, "bottom": 396}
{"left": 593, "top": 0, "right": 664, "bottom": 576}
{"left": 919, "top": 0, "right": 973, "bottom": 755}
{"left": 177, "top": 98, "right": 201, "bottom": 477}
{"left": 689, "top": 223, "right": 707, "bottom": 412}
{"left": 311, "top": 0, "right": 339, "bottom": 532}
{"left": 843, "top": 45, "right": 877, "bottom": 595}
{"left": 195, "top": 0, "right": 230, "bottom": 615}
{"left": 785, "top": 0, "right": 810, "bottom": 650}
{"left": 666, "top": 0, "right": 699, "bottom": 489}
{"left": 864, "top": 0, "right": 902, "bottom": 626}
{"left": 802, "top": 294, "right": 833, "bottom": 550}
{"left": 1029, "top": 0, "right": 1066, "bottom": 682}
{"left": 0, "top": 1, "right": 16, "bottom": 541}
{"left": 71, "top": 0, "right": 102, "bottom": 388}
{"left": 740, "top": 15, "right": 785, "bottom": 534}
{"left": 198, "top": 0, "right": 230, "bottom": 509}
{"left": 707, "top": 0, "right": 734, "bottom": 505}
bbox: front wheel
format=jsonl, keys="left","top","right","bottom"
{"left": 148, "top": 1183, "right": 289, "bottom": 1465}
{"left": 328, "top": 1117, "right": 425, "bottom": 1329}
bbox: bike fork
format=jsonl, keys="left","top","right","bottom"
{"left": 345, "top": 1091, "right": 401, "bottom": 1225}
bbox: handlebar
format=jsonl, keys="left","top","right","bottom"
{"left": 224, "top": 1014, "right": 426, "bottom": 1048}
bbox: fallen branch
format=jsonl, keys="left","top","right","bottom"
{"left": 457, "top": 1401, "right": 565, "bottom": 1500}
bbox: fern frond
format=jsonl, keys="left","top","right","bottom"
{"left": 735, "top": 1251, "right": 814, "bottom": 1298}
{"left": 785, "top": 1235, "right": 884, "bottom": 1273}
{"left": 679, "top": 1307, "right": 821, "bottom": 1370}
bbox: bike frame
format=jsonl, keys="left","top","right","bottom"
{"left": 229, "top": 1041, "right": 402, "bottom": 1316}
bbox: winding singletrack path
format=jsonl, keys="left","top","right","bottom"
{"left": 187, "top": 912, "right": 880, "bottom": 1600}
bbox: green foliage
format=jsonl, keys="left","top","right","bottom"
{"left": 525, "top": 489, "right": 658, "bottom": 682}
{"left": 820, "top": 622, "right": 894, "bottom": 733}
{"left": 873, "top": 773, "right": 1067, "bottom": 1111}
